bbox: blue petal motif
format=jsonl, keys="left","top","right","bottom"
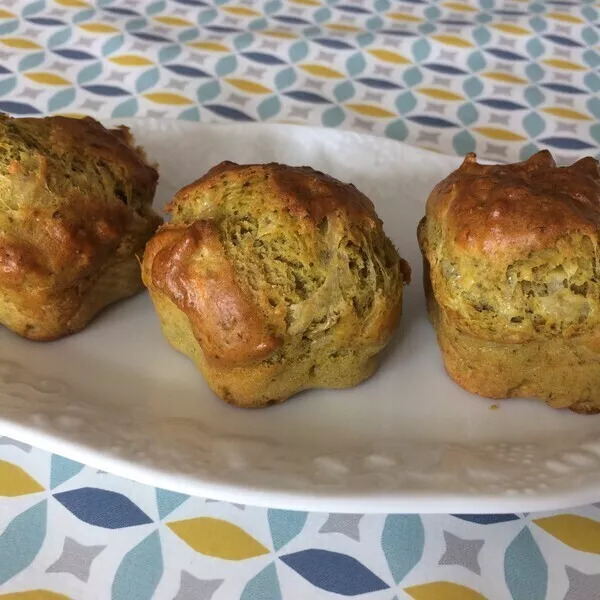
{"left": 422, "top": 63, "right": 468, "bottom": 76}
{"left": 53, "top": 48, "right": 96, "bottom": 60}
{"left": 0, "top": 500, "right": 46, "bottom": 584}
{"left": 283, "top": 90, "right": 331, "bottom": 104}
{"left": 453, "top": 514, "right": 520, "bottom": 524}
{"left": 83, "top": 85, "right": 130, "bottom": 97}
{"left": 0, "top": 101, "right": 40, "bottom": 115}
{"left": 165, "top": 64, "right": 209, "bottom": 78}
{"left": 504, "top": 527, "right": 547, "bottom": 600}
{"left": 206, "top": 25, "right": 240, "bottom": 33}
{"left": 156, "top": 488, "right": 189, "bottom": 520}
{"left": 104, "top": 7, "right": 141, "bottom": 16}
{"left": 407, "top": 115, "right": 459, "bottom": 128}
{"left": 538, "top": 137, "right": 594, "bottom": 150}
{"left": 50, "top": 455, "right": 84, "bottom": 489}
{"left": 280, "top": 549, "right": 388, "bottom": 595}
{"left": 485, "top": 48, "right": 527, "bottom": 61}
{"left": 314, "top": 38, "right": 354, "bottom": 50}
{"left": 378, "top": 29, "right": 417, "bottom": 37}
{"left": 336, "top": 4, "right": 371, "bottom": 14}
{"left": 273, "top": 15, "right": 310, "bottom": 25}
{"left": 132, "top": 32, "right": 172, "bottom": 43}
{"left": 356, "top": 78, "right": 402, "bottom": 90}
{"left": 543, "top": 34, "right": 582, "bottom": 48}
{"left": 27, "top": 18, "right": 66, "bottom": 26}
{"left": 268, "top": 509, "right": 307, "bottom": 551}
{"left": 240, "top": 563, "right": 282, "bottom": 600}
{"left": 112, "top": 531, "right": 163, "bottom": 600}
{"left": 242, "top": 52, "right": 286, "bottom": 66}
{"left": 54, "top": 488, "right": 153, "bottom": 529}
{"left": 205, "top": 104, "right": 254, "bottom": 121}
{"left": 477, "top": 98, "right": 527, "bottom": 110}
{"left": 381, "top": 515, "right": 424, "bottom": 584}
{"left": 541, "top": 82, "right": 586, "bottom": 95}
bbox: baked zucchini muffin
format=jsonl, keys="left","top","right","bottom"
{"left": 0, "top": 114, "right": 160, "bottom": 340}
{"left": 143, "top": 162, "right": 410, "bottom": 407}
{"left": 418, "top": 150, "right": 600, "bottom": 413}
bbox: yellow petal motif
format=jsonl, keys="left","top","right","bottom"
{"left": 542, "top": 107, "right": 591, "bottom": 121}
{"left": 474, "top": 127, "right": 526, "bottom": 141}
{"left": 26, "top": 72, "right": 70, "bottom": 85}
{"left": 543, "top": 59, "right": 586, "bottom": 71}
{"left": 534, "top": 515, "right": 600, "bottom": 553}
{"left": 225, "top": 78, "right": 272, "bottom": 94}
{"left": 55, "top": 0, "right": 89, "bottom": 6}
{"left": 78, "top": 23, "right": 119, "bottom": 33}
{"left": 187, "top": 41, "right": 230, "bottom": 52}
{"left": 482, "top": 72, "right": 527, "bottom": 84}
{"left": 143, "top": 93, "right": 193, "bottom": 105}
{"left": 260, "top": 30, "right": 297, "bottom": 39}
{"left": 109, "top": 55, "right": 154, "bottom": 67}
{"left": 0, "top": 460, "right": 44, "bottom": 496}
{"left": 418, "top": 87, "right": 464, "bottom": 101}
{"left": 222, "top": 6, "right": 261, "bottom": 16}
{"left": 387, "top": 12, "right": 424, "bottom": 22}
{"left": 0, "top": 38, "right": 41, "bottom": 49}
{"left": 0, "top": 593, "right": 71, "bottom": 600}
{"left": 491, "top": 24, "right": 530, "bottom": 35}
{"left": 154, "top": 16, "right": 194, "bottom": 26}
{"left": 406, "top": 582, "right": 487, "bottom": 600}
{"left": 299, "top": 64, "right": 345, "bottom": 78}
{"left": 442, "top": 2, "right": 477, "bottom": 11}
{"left": 327, "top": 24, "right": 360, "bottom": 32}
{"left": 346, "top": 104, "right": 396, "bottom": 118}
{"left": 0, "top": 9, "right": 15, "bottom": 18}
{"left": 546, "top": 12, "right": 584, "bottom": 23}
{"left": 432, "top": 34, "right": 474, "bottom": 48}
{"left": 368, "top": 49, "right": 411, "bottom": 64}
{"left": 167, "top": 517, "right": 269, "bottom": 559}
{"left": 290, "top": 0, "right": 321, "bottom": 4}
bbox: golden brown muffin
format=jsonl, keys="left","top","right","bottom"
{"left": 418, "top": 150, "right": 600, "bottom": 413}
{"left": 0, "top": 114, "right": 161, "bottom": 340}
{"left": 143, "top": 162, "right": 410, "bottom": 407}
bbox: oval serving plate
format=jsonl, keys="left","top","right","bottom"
{"left": 1, "top": 119, "right": 599, "bottom": 513}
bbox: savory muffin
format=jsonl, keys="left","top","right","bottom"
{"left": 143, "top": 162, "right": 410, "bottom": 407}
{"left": 0, "top": 114, "right": 160, "bottom": 340}
{"left": 418, "top": 150, "right": 600, "bottom": 413}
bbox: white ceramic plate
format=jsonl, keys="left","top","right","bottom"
{"left": 1, "top": 119, "right": 599, "bottom": 514}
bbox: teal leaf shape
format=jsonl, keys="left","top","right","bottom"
{"left": 584, "top": 73, "right": 600, "bottom": 93}
{"left": 524, "top": 86, "right": 544, "bottom": 107}
{"left": 48, "top": 27, "right": 72, "bottom": 49}
{"left": 197, "top": 80, "right": 220, "bottom": 103}
{"left": 136, "top": 68, "right": 159, "bottom": 93}
{"left": 523, "top": 112, "right": 545, "bottom": 138}
{"left": 473, "top": 26, "right": 491, "bottom": 46}
{"left": 0, "top": 500, "right": 47, "bottom": 585}
{"left": 467, "top": 51, "right": 486, "bottom": 72}
{"left": 234, "top": 33, "right": 254, "bottom": 51}
{"left": 519, "top": 143, "right": 539, "bottom": 161}
{"left": 346, "top": 52, "right": 366, "bottom": 77}
{"left": 582, "top": 26, "right": 599, "bottom": 47}
{"left": 73, "top": 9, "right": 95, "bottom": 24}
{"left": 18, "top": 52, "right": 45, "bottom": 72}
{"left": 334, "top": 81, "right": 354, "bottom": 102}
{"left": 591, "top": 123, "right": 600, "bottom": 146}
{"left": 0, "top": 77, "right": 16, "bottom": 97}
{"left": 112, "top": 531, "right": 163, "bottom": 600}
{"left": 48, "top": 88, "right": 75, "bottom": 113}
{"left": 0, "top": 21, "right": 18, "bottom": 36}
{"left": 198, "top": 8, "right": 217, "bottom": 24}
{"left": 457, "top": 102, "right": 478, "bottom": 126}
{"left": 77, "top": 61, "right": 102, "bottom": 85}
{"left": 425, "top": 5, "right": 440, "bottom": 19}
{"left": 587, "top": 97, "right": 600, "bottom": 120}
{"left": 356, "top": 32, "right": 374, "bottom": 48}
{"left": 381, "top": 515, "right": 424, "bottom": 584}
{"left": 453, "top": 130, "right": 476, "bottom": 154}
{"left": 412, "top": 39, "right": 430, "bottom": 62}
{"left": 158, "top": 44, "right": 180, "bottom": 63}
{"left": 583, "top": 49, "right": 600, "bottom": 69}
{"left": 240, "top": 563, "right": 282, "bottom": 600}
{"left": 249, "top": 18, "right": 268, "bottom": 32}
{"left": 102, "top": 34, "right": 124, "bottom": 57}
{"left": 463, "top": 76, "right": 483, "bottom": 98}
{"left": 179, "top": 107, "right": 200, "bottom": 121}
{"left": 156, "top": 488, "right": 189, "bottom": 520}
{"left": 529, "top": 16, "right": 546, "bottom": 33}
{"left": 215, "top": 55, "right": 237, "bottom": 77}
{"left": 258, "top": 95, "right": 281, "bottom": 121}
{"left": 504, "top": 527, "right": 547, "bottom": 600}
{"left": 395, "top": 91, "right": 416, "bottom": 115}
{"left": 385, "top": 118, "right": 408, "bottom": 141}
{"left": 366, "top": 16, "right": 383, "bottom": 31}
{"left": 313, "top": 7, "right": 331, "bottom": 23}
{"left": 375, "top": 0, "right": 390, "bottom": 10}
{"left": 112, "top": 98, "right": 139, "bottom": 118}
{"left": 50, "top": 455, "right": 84, "bottom": 489}
{"left": 403, "top": 67, "right": 422, "bottom": 87}
{"left": 264, "top": 0, "right": 282, "bottom": 14}
{"left": 322, "top": 106, "right": 346, "bottom": 127}
{"left": 22, "top": 0, "right": 45, "bottom": 17}
{"left": 525, "top": 63, "right": 544, "bottom": 83}
{"left": 526, "top": 38, "right": 545, "bottom": 59}
{"left": 146, "top": 0, "right": 166, "bottom": 15}
{"left": 289, "top": 41, "right": 309, "bottom": 63}
{"left": 275, "top": 67, "right": 296, "bottom": 91}
{"left": 268, "top": 510, "right": 307, "bottom": 551}
{"left": 178, "top": 28, "right": 198, "bottom": 44}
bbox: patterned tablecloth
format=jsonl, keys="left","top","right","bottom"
{"left": 1, "top": 1, "right": 600, "bottom": 599}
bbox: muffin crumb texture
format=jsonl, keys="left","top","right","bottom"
{"left": 419, "top": 150, "right": 600, "bottom": 413}
{"left": 143, "top": 162, "right": 409, "bottom": 407}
